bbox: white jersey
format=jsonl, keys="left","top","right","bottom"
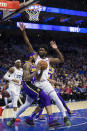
{"left": 9, "top": 67, "right": 23, "bottom": 86}
{"left": 35, "top": 55, "right": 49, "bottom": 81}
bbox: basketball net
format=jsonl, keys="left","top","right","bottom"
{"left": 25, "top": 4, "right": 42, "bottom": 22}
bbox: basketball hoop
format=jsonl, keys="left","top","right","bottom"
{"left": 2, "top": 0, "right": 39, "bottom": 21}
{"left": 25, "top": 4, "right": 42, "bottom": 22}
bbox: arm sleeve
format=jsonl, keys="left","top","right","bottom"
{"left": 4, "top": 72, "right": 12, "bottom": 81}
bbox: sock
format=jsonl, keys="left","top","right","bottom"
{"left": 49, "top": 115, "right": 53, "bottom": 124}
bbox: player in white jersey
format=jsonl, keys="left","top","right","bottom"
{"left": 19, "top": 23, "right": 71, "bottom": 126}
{"left": 0, "top": 60, "right": 23, "bottom": 118}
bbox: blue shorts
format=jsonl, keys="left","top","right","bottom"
{"left": 22, "top": 81, "right": 51, "bottom": 108}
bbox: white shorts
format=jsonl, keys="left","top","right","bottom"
{"left": 34, "top": 80, "right": 55, "bottom": 95}
{"left": 9, "top": 83, "right": 21, "bottom": 96}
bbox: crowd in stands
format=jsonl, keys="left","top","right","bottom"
{"left": 53, "top": 42, "right": 87, "bottom": 101}
{"left": 0, "top": 32, "right": 87, "bottom": 106}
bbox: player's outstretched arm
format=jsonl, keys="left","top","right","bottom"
{"left": 19, "top": 22, "right": 34, "bottom": 53}
{"left": 4, "top": 68, "right": 19, "bottom": 83}
{"left": 49, "top": 41, "right": 64, "bottom": 64}
{"left": 3, "top": 67, "right": 14, "bottom": 81}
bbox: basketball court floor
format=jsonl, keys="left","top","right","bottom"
{"left": 0, "top": 100, "right": 87, "bottom": 131}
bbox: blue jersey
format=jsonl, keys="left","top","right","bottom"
{"left": 24, "top": 61, "right": 36, "bottom": 84}
{"left": 22, "top": 62, "right": 39, "bottom": 99}
{"left": 48, "top": 67, "right": 58, "bottom": 92}
{"left": 48, "top": 67, "right": 54, "bottom": 80}
{"left": 22, "top": 76, "right": 39, "bottom": 99}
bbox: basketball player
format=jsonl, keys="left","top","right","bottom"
{"left": 19, "top": 23, "right": 71, "bottom": 126}
{"left": 7, "top": 53, "right": 59, "bottom": 128}
{"left": 25, "top": 66, "right": 72, "bottom": 121}
{"left": 0, "top": 60, "right": 23, "bottom": 118}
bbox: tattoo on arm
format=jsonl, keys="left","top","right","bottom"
{"left": 23, "top": 64, "right": 30, "bottom": 81}
{"left": 23, "top": 63, "right": 37, "bottom": 81}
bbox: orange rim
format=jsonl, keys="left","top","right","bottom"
{"left": 25, "top": 4, "right": 42, "bottom": 11}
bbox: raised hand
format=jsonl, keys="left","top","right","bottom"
{"left": 19, "top": 22, "right": 25, "bottom": 31}
{"left": 50, "top": 40, "right": 58, "bottom": 50}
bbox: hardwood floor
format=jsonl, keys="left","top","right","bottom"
{"left": 0, "top": 100, "right": 87, "bottom": 119}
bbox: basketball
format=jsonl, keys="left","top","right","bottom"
{"left": 37, "top": 60, "right": 48, "bottom": 70}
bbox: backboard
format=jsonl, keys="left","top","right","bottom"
{"left": 0, "top": 0, "right": 39, "bottom": 21}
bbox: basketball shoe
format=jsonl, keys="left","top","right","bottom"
{"left": 25, "top": 119, "right": 34, "bottom": 126}
{"left": 64, "top": 117, "right": 71, "bottom": 126}
{"left": 7, "top": 118, "right": 16, "bottom": 127}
